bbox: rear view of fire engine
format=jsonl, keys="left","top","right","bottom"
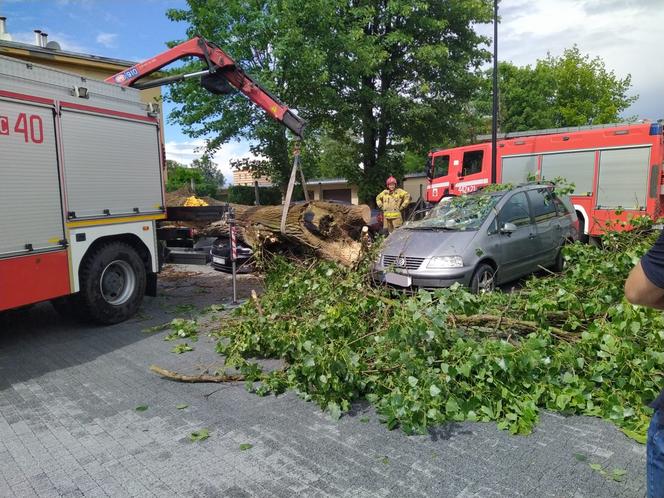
{"left": 0, "top": 36, "right": 303, "bottom": 324}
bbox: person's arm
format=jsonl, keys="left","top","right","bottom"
{"left": 376, "top": 191, "right": 384, "bottom": 209}
{"left": 625, "top": 262, "right": 664, "bottom": 309}
{"left": 625, "top": 229, "right": 664, "bottom": 309}
{"left": 400, "top": 190, "right": 411, "bottom": 209}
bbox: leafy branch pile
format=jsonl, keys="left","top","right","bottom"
{"left": 215, "top": 218, "right": 664, "bottom": 441}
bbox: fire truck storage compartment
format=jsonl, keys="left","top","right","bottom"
{"left": 500, "top": 155, "right": 537, "bottom": 185}
{"left": 596, "top": 146, "right": 651, "bottom": 210}
{"left": 540, "top": 151, "right": 595, "bottom": 196}
{"left": 60, "top": 109, "right": 163, "bottom": 218}
{"left": 0, "top": 97, "right": 65, "bottom": 256}
{"left": 0, "top": 54, "right": 165, "bottom": 223}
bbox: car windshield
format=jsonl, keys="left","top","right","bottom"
{"left": 407, "top": 192, "right": 502, "bottom": 230}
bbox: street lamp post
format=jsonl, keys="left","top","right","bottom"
{"left": 491, "top": 0, "right": 499, "bottom": 184}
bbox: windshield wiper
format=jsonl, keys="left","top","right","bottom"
{"left": 407, "top": 225, "right": 456, "bottom": 231}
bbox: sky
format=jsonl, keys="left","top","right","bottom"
{"left": 1, "top": 0, "right": 662, "bottom": 184}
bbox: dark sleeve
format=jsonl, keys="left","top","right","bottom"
{"left": 641, "top": 229, "right": 664, "bottom": 289}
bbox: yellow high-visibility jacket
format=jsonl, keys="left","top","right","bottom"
{"left": 376, "top": 188, "right": 411, "bottom": 219}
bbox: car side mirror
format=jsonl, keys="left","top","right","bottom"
{"left": 500, "top": 222, "right": 517, "bottom": 234}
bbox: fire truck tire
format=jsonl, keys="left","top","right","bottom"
{"left": 77, "top": 241, "right": 146, "bottom": 324}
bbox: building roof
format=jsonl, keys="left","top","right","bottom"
{"left": 0, "top": 39, "right": 136, "bottom": 70}
{"left": 404, "top": 172, "right": 427, "bottom": 179}
{"left": 305, "top": 177, "right": 350, "bottom": 185}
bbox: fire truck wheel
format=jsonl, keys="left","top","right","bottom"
{"left": 77, "top": 241, "right": 146, "bottom": 324}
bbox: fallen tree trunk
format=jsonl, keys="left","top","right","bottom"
{"left": 198, "top": 201, "right": 372, "bottom": 266}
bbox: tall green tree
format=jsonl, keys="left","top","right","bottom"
{"left": 475, "top": 46, "right": 638, "bottom": 134}
{"left": 191, "top": 155, "right": 225, "bottom": 188}
{"left": 166, "top": 0, "right": 493, "bottom": 201}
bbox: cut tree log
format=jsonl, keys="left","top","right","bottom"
{"left": 198, "top": 201, "right": 372, "bottom": 266}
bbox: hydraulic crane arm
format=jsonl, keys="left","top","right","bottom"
{"left": 105, "top": 36, "right": 305, "bottom": 137}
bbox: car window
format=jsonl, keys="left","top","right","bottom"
{"left": 499, "top": 192, "right": 531, "bottom": 227}
{"left": 527, "top": 188, "right": 558, "bottom": 222}
{"left": 551, "top": 193, "right": 570, "bottom": 216}
{"left": 461, "top": 150, "right": 484, "bottom": 176}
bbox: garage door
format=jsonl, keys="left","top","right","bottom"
{"left": 322, "top": 188, "right": 352, "bottom": 203}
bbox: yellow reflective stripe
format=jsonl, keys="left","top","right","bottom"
{"left": 66, "top": 214, "right": 166, "bottom": 228}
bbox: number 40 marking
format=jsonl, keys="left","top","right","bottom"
{"left": 14, "top": 113, "right": 44, "bottom": 144}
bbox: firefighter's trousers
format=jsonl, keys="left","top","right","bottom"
{"left": 383, "top": 215, "right": 403, "bottom": 233}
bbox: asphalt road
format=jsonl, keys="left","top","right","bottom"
{"left": 0, "top": 265, "right": 647, "bottom": 497}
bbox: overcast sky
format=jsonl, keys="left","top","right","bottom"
{"left": 488, "top": 0, "right": 664, "bottom": 121}
{"left": 1, "top": 0, "right": 661, "bottom": 183}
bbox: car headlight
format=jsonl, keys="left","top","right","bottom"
{"left": 427, "top": 256, "right": 463, "bottom": 268}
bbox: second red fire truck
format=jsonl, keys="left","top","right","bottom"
{"left": 426, "top": 122, "right": 664, "bottom": 241}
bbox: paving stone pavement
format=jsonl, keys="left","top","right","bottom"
{"left": 0, "top": 265, "right": 647, "bottom": 497}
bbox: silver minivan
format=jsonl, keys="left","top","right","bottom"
{"left": 373, "top": 184, "right": 578, "bottom": 292}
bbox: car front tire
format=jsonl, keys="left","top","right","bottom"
{"left": 471, "top": 263, "right": 495, "bottom": 294}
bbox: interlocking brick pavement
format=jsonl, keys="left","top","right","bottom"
{"left": 0, "top": 265, "right": 646, "bottom": 497}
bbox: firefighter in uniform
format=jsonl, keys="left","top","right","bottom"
{"left": 376, "top": 176, "right": 410, "bottom": 233}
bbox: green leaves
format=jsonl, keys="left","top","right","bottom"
{"left": 176, "top": 404, "right": 189, "bottom": 410}
{"left": 171, "top": 343, "right": 194, "bottom": 354}
{"left": 589, "top": 463, "right": 628, "bottom": 482}
{"left": 239, "top": 443, "right": 253, "bottom": 451}
{"left": 327, "top": 402, "right": 342, "bottom": 421}
{"left": 165, "top": 319, "right": 199, "bottom": 342}
{"left": 218, "top": 223, "right": 661, "bottom": 441}
{"left": 189, "top": 429, "right": 210, "bottom": 442}
{"left": 135, "top": 405, "right": 149, "bottom": 412}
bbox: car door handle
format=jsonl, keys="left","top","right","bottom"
{"left": 554, "top": 224, "right": 562, "bottom": 230}
{"left": 529, "top": 233, "right": 536, "bottom": 239}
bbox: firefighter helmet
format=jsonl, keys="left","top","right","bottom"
{"left": 386, "top": 176, "right": 397, "bottom": 187}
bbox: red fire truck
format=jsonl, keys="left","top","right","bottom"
{"left": 426, "top": 122, "right": 664, "bottom": 241}
{"left": 0, "top": 37, "right": 303, "bottom": 323}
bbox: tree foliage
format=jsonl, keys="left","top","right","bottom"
{"left": 216, "top": 217, "right": 662, "bottom": 441}
{"left": 476, "top": 46, "right": 638, "bottom": 134}
{"left": 166, "top": 159, "right": 219, "bottom": 197}
{"left": 166, "top": 0, "right": 493, "bottom": 200}
{"left": 192, "top": 155, "right": 225, "bottom": 188}
{"left": 227, "top": 185, "right": 284, "bottom": 206}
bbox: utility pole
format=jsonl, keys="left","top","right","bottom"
{"left": 491, "top": 0, "right": 499, "bottom": 184}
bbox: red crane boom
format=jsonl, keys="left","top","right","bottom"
{"left": 105, "top": 36, "right": 305, "bottom": 137}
